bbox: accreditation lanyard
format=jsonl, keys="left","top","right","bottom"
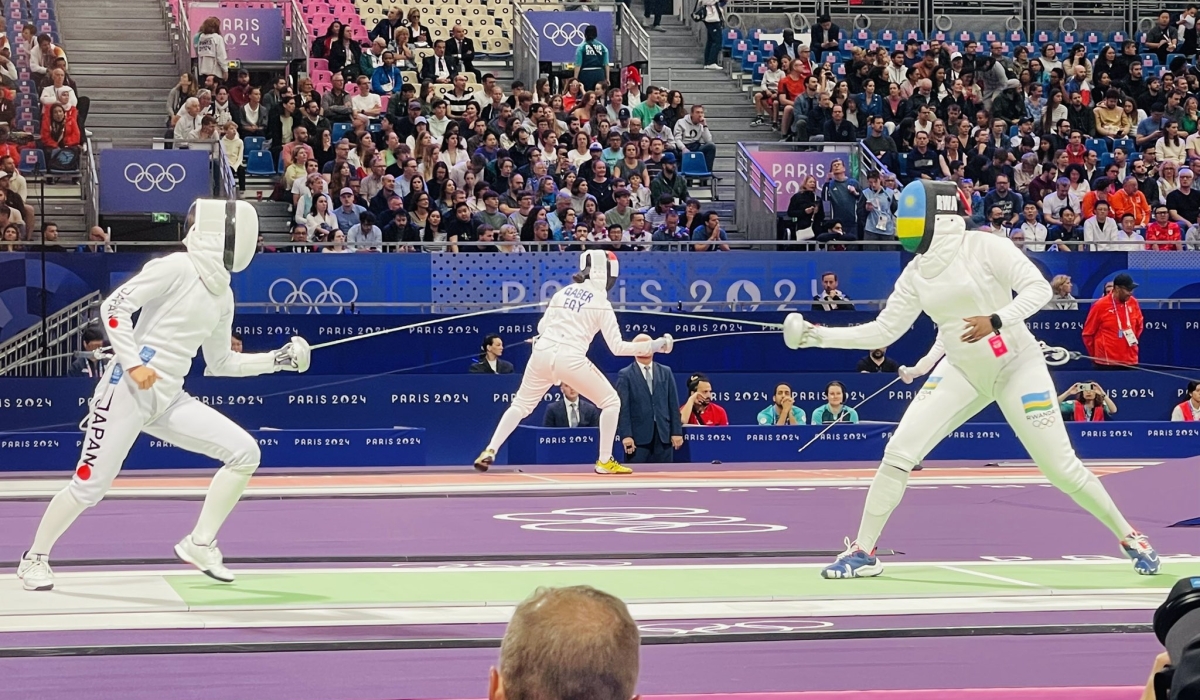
{"left": 1111, "top": 295, "right": 1131, "bottom": 339}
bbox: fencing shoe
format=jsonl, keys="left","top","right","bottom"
{"left": 1120, "top": 532, "right": 1161, "bottom": 575}
{"left": 474, "top": 448, "right": 495, "bottom": 472}
{"left": 821, "top": 538, "right": 884, "bottom": 579}
{"left": 175, "top": 537, "right": 235, "bottom": 583}
{"left": 17, "top": 551, "right": 53, "bottom": 591}
{"left": 594, "top": 458, "right": 633, "bottom": 475}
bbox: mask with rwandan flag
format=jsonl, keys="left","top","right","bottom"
{"left": 896, "top": 180, "right": 968, "bottom": 254}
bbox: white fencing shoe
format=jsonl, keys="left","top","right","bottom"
{"left": 17, "top": 551, "right": 54, "bottom": 591}
{"left": 174, "top": 537, "right": 235, "bottom": 583}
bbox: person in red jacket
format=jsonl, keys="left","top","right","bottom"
{"left": 40, "top": 102, "right": 80, "bottom": 150}
{"left": 1145, "top": 205, "right": 1183, "bottom": 250}
{"left": 679, "top": 372, "right": 729, "bottom": 426}
{"left": 1082, "top": 273, "right": 1143, "bottom": 369}
{"left": 1058, "top": 381, "right": 1118, "bottom": 421}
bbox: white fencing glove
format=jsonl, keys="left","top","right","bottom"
{"left": 782, "top": 313, "right": 820, "bottom": 349}
{"left": 897, "top": 365, "right": 920, "bottom": 384}
{"left": 651, "top": 334, "right": 674, "bottom": 354}
{"left": 273, "top": 336, "right": 311, "bottom": 373}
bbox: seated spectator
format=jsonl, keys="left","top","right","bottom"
{"left": 651, "top": 208, "right": 690, "bottom": 250}
{"left": 1046, "top": 207, "right": 1084, "bottom": 251}
{"left": 347, "top": 211, "right": 382, "bottom": 252}
{"left": 1116, "top": 212, "right": 1146, "bottom": 248}
{"left": 286, "top": 223, "right": 312, "bottom": 253}
{"left": 1146, "top": 205, "right": 1183, "bottom": 250}
{"left": 489, "top": 585, "right": 639, "bottom": 700}
{"left": 1083, "top": 201, "right": 1119, "bottom": 251}
{"left": 351, "top": 76, "right": 382, "bottom": 120}
{"left": 236, "top": 86, "right": 268, "bottom": 139}
{"left": 77, "top": 226, "right": 113, "bottom": 253}
{"left": 0, "top": 221, "right": 19, "bottom": 251}
{"left": 40, "top": 103, "right": 80, "bottom": 160}
{"left": 304, "top": 194, "right": 338, "bottom": 240}
{"left": 812, "top": 271, "right": 854, "bottom": 311}
{"left": 1171, "top": 380, "right": 1200, "bottom": 421}
{"left": 469, "top": 334, "right": 514, "bottom": 374}
{"left": 680, "top": 373, "right": 728, "bottom": 426}
{"left": 39, "top": 68, "right": 76, "bottom": 110}
{"left": 691, "top": 210, "right": 730, "bottom": 251}
{"left": 856, "top": 348, "right": 898, "bottom": 373}
{"left": 673, "top": 105, "right": 716, "bottom": 173}
{"left": 544, "top": 383, "right": 600, "bottom": 427}
{"left": 29, "top": 33, "right": 66, "bottom": 86}
{"left": 323, "top": 229, "right": 353, "bottom": 253}
{"left": 1042, "top": 177, "right": 1081, "bottom": 226}
{"left": 1109, "top": 176, "right": 1151, "bottom": 226}
{"left": 757, "top": 382, "right": 806, "bottom": 425}
{"left": 67, "top": 324, "right": 109, "bottom": 378}
{"left": 1046, "top": 274, "right": 1078, "bottom": 310}
{"left": 1059, "top": 381, "right": 1117, "bottom": 421}
{"left": 649, "top": 152, "right": 688, "bottom": 204}
{"left": 811, "top": 381, "right": 859, "bottom": 424}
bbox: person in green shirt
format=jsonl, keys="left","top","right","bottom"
{"left": 811, "top": 381, "right": 860, "bottom": 424}
{"left": 1058, "top": 381, "right": 1117, "bottom": 421}
{"left": 632, "top": 86, "right": 664, "bottom": 127}
{"left": 573, "top": 25, "right": 610, "bottom": 91}
{"left": 757, "top": 382, "right": 807, "bottom": 425}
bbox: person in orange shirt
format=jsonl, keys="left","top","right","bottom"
{"left": 1107, "top": 176, "right": 1151, "bottom": 227}
{"left": 1082, "top": 273, "right": 1143, "bottom": 369}
{"left": 1080, "top": 178, "right": 1114, "bottom": 220}
{"left": 1145, "top": 205, "right": 1183, "bottom": 250}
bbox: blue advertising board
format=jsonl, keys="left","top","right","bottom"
{"left": 187, "top": 4, "right": 285, "bottom": 62}
{"left": 98, "top": 149, "right": 213, "bottom": 215}
{"left": 1, "top": 373, "right": 1194, "bottom": 466}
{"left": 509, "top": 423, "right": 1200, "bottom": 464}
{"left": 0, "top": 428, "right": 425, "bottom": 472}
{"left": 524, "top": 11, "right": 615, "bottom": 64}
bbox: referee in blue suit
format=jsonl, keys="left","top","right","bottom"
{"left": 616, "top": 335, "right": 683, "bottom": 463}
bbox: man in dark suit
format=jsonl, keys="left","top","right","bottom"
{"left": 420, "top": 40, "right": 459, "bottom": 85}
{"left": 809, "top": 14, "right": 841, "bottom": 66}
{"left": 543, "top": 383, "right": 601, "bottom": 428}
{"left": 616, "top": 334, "right": 683, "bottom": 463}
{"left": 446, "top": 25, "right": 480, "bottom": 81}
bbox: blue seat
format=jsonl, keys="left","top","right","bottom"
{"left": 331, "top": 121, "right": 352, "bottom": 142}
{"left": 759, "top": 40, "right": 776, "bottom": 56}
{"left": 245, "top": 150, "right": 276, "bottom": 177}
{"left": 18, "top": 147, "right": 43, "bottom": 173}
{"left": 1110, "top": 31, "right": 1128, "bottom": 44}
{"left": 16, "top": 78, "right": 34, "bottom": 95}
{"left": 877, "top": 29, "right": 898, "bottom": 43}
{"left": 1006, "top": 30, "right": 1027, "bottom": 44}
{"left": 721, "top": 28, "right": 741, "bottom": 51}
{"left": 243, "top": 135, "right": 265, "bottom": 153}
{"left": 1060, "top": 31, "right": 1078, "bottom": 47}
{"left": 896, "top": 152, "right": 909, "bottom": 177}
{"left": 1085, "top": 138, "right": 1109, "bottom": 154}
{"left": 1008, "top": 124, "right": 1018, "bottom": 137}
{"left": 1142, "top": 55, "right": 1160, "bottom": 69}
{"left": 840, "top": 38, "right": 856, "bottom": 51}
{"left": 1099, "top": 152, "right": 1113, "bottom": 169}
{"left": 15, "top": 118, "right": 36, "bottom": 133}
{"left": 740, "top": 50, "right": 759, "bottom": 75}
{"left": 980, "top": 30, "right": 1001, "bottom": 43}
{"left": 955, "top": 30, "right": 974, "bottom": 44}
{"left": 930, "top": 30, "right": 949, "bottom": 43}
{"left": 276, "top": 150, "right": 287, "bottom": 174}
{"left": 1113, "top": 137, "right": 1136, "bottom": 154}
{"left": 852, "top": 28, "right": 872, "bottom": 43}
{"left": 1167, "top": 52, "right": 1185, "bottom": 67}
{"left": 681, "top": 151, "right": 718, "bottom": 199}
{"left": 1033, "top": 30, "right": 1055, "bottom": 44}
{"left": 902, "top": 29, "right": 923, "bottom": 42}
{"left": 1083, "top": 31, "right": 1104, "bottom": 48}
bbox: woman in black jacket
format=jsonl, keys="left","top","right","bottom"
{"left": 327, "top": 25, "right": 363, "bottom": 79}
{"left": 780, "top": 174, "right": 823, "bottom": 250}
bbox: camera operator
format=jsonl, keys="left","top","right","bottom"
{"left": 1144, "top": 576, "right": 1200, "bottom": 699}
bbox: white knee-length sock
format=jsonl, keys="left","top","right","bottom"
{"left": 1063, "top": 470, "right": 1135, "bottom": 540}
{"left": 190, "top": 468, "right": 253, "bottom": 546}
{"left": 487, "top": 406, "right": 526, "bottom": 453}
{"left": 854, "top": 464, "right": 911, "bottom": 553}
{"left": 30, "top": 488, "right": 88, "bottom": 556}
{"left": 597, "top": 405, "right": 618, "bottom": 463}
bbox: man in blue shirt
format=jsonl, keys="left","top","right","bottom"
{"left": 822, "top": 159, "right": 860, "bottom": 237}
{"left": 370, "top": 51, "right": 403, "bottom": 96}
{"left": 334, "top": 188, "right": 366, "bottom": 231}
{"left": 690, "top": 210, "right": 730, "bottom": 251}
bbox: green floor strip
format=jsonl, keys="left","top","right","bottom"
{"left": 168, "top": 563, "right": 1174, "bottom": 608}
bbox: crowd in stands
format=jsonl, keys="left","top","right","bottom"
{"left": 761, "top": 17, "right": 1200, "bottom": 250}
{"left": 186, "top": 6, "right": 728, "bottom": 253}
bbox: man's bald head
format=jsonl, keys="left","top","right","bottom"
{"left": 633, "top": 333, "right": 653, "bottom": 363}
{"left": 490, "top": 586, "right": 640, "bottom": 700}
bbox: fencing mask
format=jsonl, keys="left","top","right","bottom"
{"left": 184, "top": 199, "right": 260, "bottom": 294}
{"left": 895, "top": 180, "right": 967, "bottom": 255}
{"left": 578, "top": 250, "right": 619, "bottom": 291}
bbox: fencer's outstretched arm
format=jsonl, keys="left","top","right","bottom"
{"left": 100, "top": 256, "right": 188, "bottom": 372}
{"left": 202, "top": 302, "right": 284, "bottom": 377}
{"left": 985, "top": 233, "right": 1053, "bottom": 325}
{"left": 596, "top": 307, "right": 658, "bottom": 356}
{"left": 910, "top": 337, "right": 945, "bottom": 374}
{"left": 803, "top": 269, "right": 925, "bottom": 350}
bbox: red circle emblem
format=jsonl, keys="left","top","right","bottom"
{"left": 108, "top": 318, "right": 118, "bottom": 328}
{"left": 75, "top": 465, "right": 91, "bottom": 481}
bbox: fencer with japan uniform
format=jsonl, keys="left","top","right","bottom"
{"left": 17, "top": 200, "right": 312, "bottom": 591}
{"left": 783, "top": 180, "right": 1159, "bottom": 579}
{"left": 474, "top": 251, "right": 673, "bottom": 475}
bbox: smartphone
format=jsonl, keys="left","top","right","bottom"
{"left": 1079, "top": 382, "right": 1093, "bottom": 392}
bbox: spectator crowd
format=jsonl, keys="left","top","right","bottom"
{"left": 764, "top": 19, "right": 1200, "bottom": 250}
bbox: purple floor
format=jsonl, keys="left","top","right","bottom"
{"left": 0, "top": 634, "right": 1159, "bottom": 700}
{"left": 1, "top": 461, "right": 1194, "bottom": 564}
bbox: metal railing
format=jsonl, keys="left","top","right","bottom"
{"left": 735, "top": 142, "right": 779, "bottom": 238}
{"left": 288, "top": 0, "right": 311, "bottom": 60}
{"left": 0, "top": 291, "right": 102, "bottom": 377}
{"left": 81, "top": 134, "right": 100, "bottom": 231}
{"left": 512, "top": 4, "right": 541, "bottom": 95}
{"left": 930, "top": 0, "right": 1026, "bottom": 37}
{"left": 617, "top": 2, "right": 653, "bottom": 84}
{"left": 164, "top": 0, "right": 193, "bottom": 78}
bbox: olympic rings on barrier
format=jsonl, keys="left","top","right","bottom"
{"left": 124, "top": 162, "right": 186, "bottom": 193}
{"left": 542, "top": 22, "right": 587, "bottom": 47}
{"left": 268, "top": 278, "right": 360, "bottom": 313}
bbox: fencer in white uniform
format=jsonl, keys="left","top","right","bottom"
{"left": 17, "top": 200, "right": 312, "bottom": 591}
{"left": 474, "top": 250, "right": 673, "bottom": 474}
{"left": 783, "top": 180, "right": 1159, "bottom": 579}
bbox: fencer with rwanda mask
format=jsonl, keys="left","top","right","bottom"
{"left": 783, "top": 180, "right": 1159, "bottom": 579}
{"left": 475, "top": 251, "right": 673, "bottom": 474}
{"left": 17, "top": 199, "right": 312, "bottom": 592}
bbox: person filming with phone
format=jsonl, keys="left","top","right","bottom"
{"left": 1058, "top": 381, "right": 1118, "bottom": 421}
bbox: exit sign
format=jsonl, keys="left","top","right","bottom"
{"left": 152, "top": 212, "right": 170, "bottom": 223}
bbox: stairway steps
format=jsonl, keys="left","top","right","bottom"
{"left": 70, "top": 64, "right": 180, "bottom": 78}
{"left": 65, "top": 41, "right": 174, "bottom": 53}
{"left": 86, "top": 114, "right": 169, "bottom": 129}
{"left": 67, "top": 51, "right": 177, "bottom": 65}
{"left": 73, "top": 87, "right": 179, "bottom": 100}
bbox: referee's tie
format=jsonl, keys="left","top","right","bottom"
{"left": 569, "top": 403, "right": 578, "bottom": 428}
{"left": 643, "top": 364, "right": 654, "bottom": 395}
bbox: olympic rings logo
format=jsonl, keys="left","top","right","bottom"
{"left": 267, "top": 278, "right": 359, "bottom": 314}
{"left": 494, "top": 507, "right": 787, "bottom": 534}
{"left": 124, "top": 163, "right": 186, "bottom": 193}
{"left": 1026, "top": 410, "right": 1058, "bottom": 429}
{"left": 542, "top": 22, "right": 587, "bottom": 47}
{"left": 638, "top": 620, "right": 835, "bottom": 636}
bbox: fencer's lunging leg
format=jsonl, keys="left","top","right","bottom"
{"left": 486, "top": 349, "right": 555, "bottom": 453}
{"left": 996, "top": 362, "right": 1134, "bottom": 540}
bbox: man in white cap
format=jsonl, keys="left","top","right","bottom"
{"left": 17, "top": 200, "right": 312, "bottom": 592}
{"left": 474, "top": 251, "right": 673, "bottom": 475}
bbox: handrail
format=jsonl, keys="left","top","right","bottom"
{"left": 856, "top": 139, "right": 889, "bottom": 179}
{"left": 288, "top": 0, "right": 310, "bottom": 61}
{"left": 162, "top": 0, "right": 193, "bottom": 78}
{"left": 0, "top": 291, "right": 102, "bottom": 377}
{"left": 511, "top": 4, "right": 541, "bottom": 95}
{"left": 82, "top": 133, "right": 100, "bottom": 230}
{"left": 617, "top": 2, "right": 652, "bottom": 84}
